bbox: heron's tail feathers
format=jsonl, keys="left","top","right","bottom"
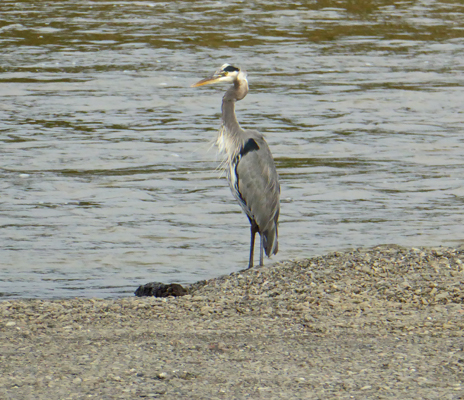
{"left": 262, "top": 224, "right": 278, "bottom": 257}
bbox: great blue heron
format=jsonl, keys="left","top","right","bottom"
{"left": 192, "top": 64, "right": 280, "bottom": 268}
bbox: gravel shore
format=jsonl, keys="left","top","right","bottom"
{"left": 1, "top": 245, "right": 463, "bottom": 399}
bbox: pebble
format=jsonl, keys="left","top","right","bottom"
{"left": 157, "top": 372, "right": 169, "bottom": 380}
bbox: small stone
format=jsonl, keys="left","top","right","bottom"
{"left": 435, "top": 293, "right": 449, "bottom": 300}
{"left": 157, "top": 372, "right": 168, "bottom": 380}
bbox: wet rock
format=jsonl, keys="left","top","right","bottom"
{"left": 134, "top": 282, "right": 188, "bottom": 298}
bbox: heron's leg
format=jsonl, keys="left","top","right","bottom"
{"left": 259, "top": 234, "right": 264, "bottom": 266}
{"left": 248, "top": 221, "right": 259, "bottom": 269}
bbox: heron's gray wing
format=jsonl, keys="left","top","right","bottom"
{"left": 231, "top": 133, "right": 280, "bottom": 256}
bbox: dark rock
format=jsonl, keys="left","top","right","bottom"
{"left": 134, "top": 282, "right": 188, "bottom": 298}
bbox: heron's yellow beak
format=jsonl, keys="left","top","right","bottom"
{"left": 191, "top": 76, "right": 222, "bottom": 87}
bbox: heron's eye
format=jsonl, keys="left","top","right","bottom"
{"left": 223, "top": 65, "right": 239, "bottom": 73}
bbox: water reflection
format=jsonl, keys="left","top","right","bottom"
{"left": 0, "top": 0, "right": 463, "bottom": 298}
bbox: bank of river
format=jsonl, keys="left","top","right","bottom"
{"left": 1, "top": 245, "right": 463, "bottom": 399}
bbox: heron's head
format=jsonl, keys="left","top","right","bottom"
{"left": 191, "top": 64, "right": 246, "bottom": 87}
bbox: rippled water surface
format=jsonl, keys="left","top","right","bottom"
{"left": 1, "top": 0, "right": 463, "bottom": 298}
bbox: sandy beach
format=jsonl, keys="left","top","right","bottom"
{"left": 1, "top": 245, "right": 463, "bottom": 399}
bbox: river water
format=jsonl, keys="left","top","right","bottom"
{"left": 1, "top": 0, "right": 463, "bottom": 299}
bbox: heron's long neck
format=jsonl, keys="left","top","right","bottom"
{"left": 221, "top": 79, "right": 248, "bottom": 137}
{"left": 217, "top": 78, "right": 249, "bottom": 160}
